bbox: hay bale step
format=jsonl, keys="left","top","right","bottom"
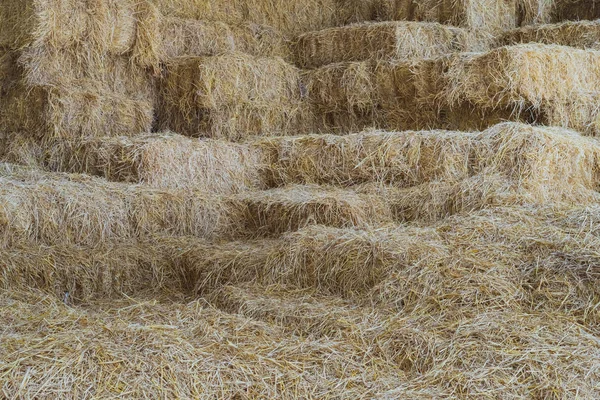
{"left": 0, "top": 163, "right": 227, "bottom": 247}
{"left": 293, "top": 21, "right": 471, "bottom": 69}
{"left": 6, "top": 133, "right": 266, "bottom": 193}
{"left": 500, "top": 19, "right": 600, "bottom": 50}
{"left": 157, "top": 53, "right": 310, "bottom": 139}
{"left": 227, "top": 184, "right": 392, "bottom": 237}
{"left": 254, "top": 122, "right": 600, "bottom": 191}
{"left": 304, "top": 44, "right": 600, "bottom": 135}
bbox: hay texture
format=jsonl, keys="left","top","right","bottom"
{"left": 305, "top": 44, "right": 600, "bottom": 134}
{"left": 158, "top": 53, "right": 307, "bottom": 139}
{"left": 293, "top": 21, "right": 470, "bottom": 69}
{"left": 159, "top": 18, "right": 289, "bottom": 61}
{"left": 152, "top": 0, "right": 380, "bottom": 37}
{"left": 0, "top": 164, "right": 228, "bottom": 247}
{"left": 37, "top": 133, "right": 265, "bottom": 193}
{"left": 500, "top": 19, "right": 600, "bottom": 50}
{"left": 372, "top": 0, "right": 519, "bottom": 34}
{"left": 254, "top": 123, "right": 600, "bottom": 208}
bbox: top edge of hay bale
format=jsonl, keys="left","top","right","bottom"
{"left": 0, "top": 0, "right": 140, "bottom": 53}
{"left": 293, "top": 21, "right": 471, "bottom": 69}
{"left": 500, "top": 19, "right": 600, "bottom": 49}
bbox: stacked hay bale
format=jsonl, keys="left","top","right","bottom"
{"left": 0, "top": 0, "right": 156, "bottom": 139}
{"left": 156, "top": 53, "right": 309, "bottom": 139}
{"left": 304, "top": 43, "right": 600, "bottom": 134}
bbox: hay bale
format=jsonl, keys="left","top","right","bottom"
{"left": 305, "top": 44, "right": 600, "bottom": 134}
{"left": 36, "top": 133, "right": 266, "bottom": 193}
{"left": 500, "top": 19, "right": 600, "bottom": 49}
{"left": 227, "top": 184, "right": 392, "bottom": 237}
{"left": 0, "top": 0, "right": 139, "bottom": 53}
{"left": 152, "top": 0, "right": 379, "bottom": 37}
{"left": 550, "top": 0, "right": 600, "bottom": 21}
{"left": 441, "top": 44, "right": 600, "bottom": 134}
{"left": 159, "top": 18, "right": 289, "bottom": 60}
{"left": 0, "top": 45, "right": 155, "bottom": 139}
{"left": 253, "top": 129, "right": 478, "bottom": 186}
{"left": 372, "top": 0, "right": 519, "bottom": 34}
{"left": 157, "top": 53, "right": 307, "bottom": 139}
{"left": 293, "top": 21, "right": 470, "bottom": 69}
{"left": 0, "top": 163, "right": 228, "bottom": 247}
{"left": 254, "top": 123, "right": 600, "bottom": 195}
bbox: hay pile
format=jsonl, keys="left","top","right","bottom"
{"left": 254, "top": 123, "right": 600, "bottom": 217}
{"left": 152, "top": 0, "right": 381, "bottom": 37}
{"left": 30, "top": 133, "right": 266, "bottom": 193}
{"left": 293, "top": 21, "right": 471, "bottom": 69}
{"left": 305, "top": 44, "right": 600, "bottom": 134}
{"left": 372, "top": 0, "right": 520, "bottom": 34}
{"left": 0, "top": 163, "right": 229, "bottom": 246}
{"left": 2, "top": 287, "right": 599, "bottom": 397}
{"left": 158, "top": 53, "right": 309, "bottom": 139}
{"left": 500, "top": 19, "right": 600, "bottom": 49}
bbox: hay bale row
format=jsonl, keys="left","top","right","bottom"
{"left": 304, "top": 44, "right": 600, "bottom": 135}
{"left": 152, "top": 0, "right": 382, "bottom": 37}
{"left": 5, "top": 202, "right": 600, "bottom": 312}
{"left": 254, "top": 122, "right": 600, "bottom": 193}
{"left": 293, "top": 21, "right": 471, "bottom": 69}
{"left": 500, "top": 19, "right": 600, "bottom": 50}
{"left": 37, "top": 133, "right": 265, "bottom": 192}
{"left": 157, "top": 53, "right": 311, "bottom": 139}
{"left": 372, "top": 0, "right": 520, "bottom": 33}
{"left": 0, "top": 164, "right": 227, "bottom": 246}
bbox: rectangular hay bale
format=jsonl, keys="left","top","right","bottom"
{"left": 157, "top": 53, "right": 308, "bottom": 139}
{"left": 293, "top": 21, "right": 470, "bottom": 69}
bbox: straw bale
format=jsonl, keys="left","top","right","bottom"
{"left": 0, "top": 49, "right": 154, "bottom": 139}
{"left": 372, "top": 0, "right": 519, "bottom": 33}
{"left": 254, "top": 129, "right": 478, "bottom": 186}
{"left": 227, "top": 184, "right": 392, "bottom": 237}
{"left": 293, "top": 21, "right": 470, "bottom": 69}
{"left": 0, "top": 0, "right": 139, "bottom": 53}
{"left": 0, "top": 163, "right": 228, "bottom": 247}
{"left": 159, "top": 18, "right": 289, "bottom": 61}
{"left": 254, "top": 123, "right": 600, "bottom": 203}
{"left": 550, "top": 0, "right": 600, "bottom": 21}
{"left": 501, "top": 19, "right": 600, "bottom": 49}
{"left": 306, "top": 44, "right": 600, "bottom": 133}
{"left": 152, "top": 0, "right": 379, "bottom": 37}
{"left": 0, "top": 82, "right": 154, "bottom": 139}
{"left": 40, "top": 133, "right": 266, "bottom": 193}
{"left": 158, "top": 53, "right": 306, "bottom": 138}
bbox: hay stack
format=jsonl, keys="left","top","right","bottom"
{"left": 227, "top": 185, "right": 392, "bottom": 237}
{"left": 158, "top": 53, "right": 308, "bottom": 139}
{"left": 500, "top": 19, "right": 600, "bottom": 49}
{"left": 0, "top": 163, "right": 229, "bottom": 247}
{"left": 0, "top": 48, "right": 154, "bottom": 139}
{"left": 254, "top": 123, "right": 600, "bottom": 199}
{"left": 293, "top": 21, "right": 470, "bottom": 69}
{"left": 35, "top": 133, "right": 266, "bottom": 193}
{"left": 372, "top": 0, "right": 519, "bottom": 34}
{"left": 306, "top": 44, "right": 600, "bottom": 134}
